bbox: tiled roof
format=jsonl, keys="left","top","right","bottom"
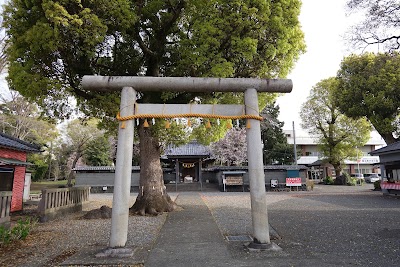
{"left": 0, "top": 157, "right": 34, "bottom": 166}
{"left": 164, "top": 141, "right": 210, "bottom": 157}
{"left": 73, "top": 166, "right": 174, "bottom": 172}
{"left": 369, "top": 141, "right": 400, "bottom": 156}
{"left": 204, "top": 165, "right": 308, "bottom": 172}
{"left": 0, "top": 133, "right": 41, "bottom": 153}
{"left": 74, "top": 166, "right": 140, "bottom": 171}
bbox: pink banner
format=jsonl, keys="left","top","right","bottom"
{"left": 381, "top": 182, "right": 400, "bottom": 190}
{"left": 286, "top": 177, "right": 302, "bottom": 187}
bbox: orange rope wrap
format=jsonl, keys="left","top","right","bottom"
{"left": 116, "top": 113, "right": 263, "bottom": 122}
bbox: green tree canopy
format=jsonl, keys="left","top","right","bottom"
{"left": 2, "top": 0, "right": 305, "bottom": 121}
{"left": 335, "top": 52, "right": 400, "bottom": 144}
{"left": 0, "top": 5, "right": 7, "bottom": 74}
{"left": 301, "top": 77, "right": 371, "bottom": 177}
{"left": 83, "top": 135, "right": 113, "bottom": 166}
{"left": 2, "top": 0, "right": 305, "bottom": 214}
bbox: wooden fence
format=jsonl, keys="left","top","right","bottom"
{"left": 0, "top": 191, "right": 12, "bottom": 228}
{"left": 38, "top": 186, "right": 90, "bottom": 222}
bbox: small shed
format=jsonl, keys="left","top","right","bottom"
{"left": 0, "top": 133, "right": 40, "bottom": 212}
{"left": 370, "top": 141, "right": 400, "bottom": 195}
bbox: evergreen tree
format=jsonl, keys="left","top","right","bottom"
{"left": 335, "top": 52, "right": 400, "bottom": 144}
{"left": 2, "top": 0, "right": 305, "bottom": 214}
{"left": 260, "top": 102, "right": 295, "bottom": 165}
{"left": 83, "top": 135, "right": 113, "bottom": 166}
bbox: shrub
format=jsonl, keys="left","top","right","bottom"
{"left": 32, "top": 161, "right": 48, "bottom": 181}
{"left": 0, "top": 226, "right": 11, "bottom": 245}
{"left": 324, "top": 176, "right": 334, "bottom": 185}
{"left": 334, "top": 173, "right": 350, "bottom": 185}
{"left": 347, "top": 177, "right": 357, "bottom": 186}
{"left": 0, "top": 218, "right": 37, "bottom": 247}
{"left": 374, "top": 180, "right": 381, "bottom": 190}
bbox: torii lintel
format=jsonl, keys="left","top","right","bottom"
{"left": 82, "top": 76, "right": 292, "bottom": 93}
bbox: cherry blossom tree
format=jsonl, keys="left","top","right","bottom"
{"left": 211, "top": 127, "right": 247, "bottom": 166}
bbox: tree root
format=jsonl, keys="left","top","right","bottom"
{"left": 129, "top": 195, "right": 179, "bottom": 216}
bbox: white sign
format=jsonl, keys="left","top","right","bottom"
{"left": 286, "top": 177, "right": 302, "bottom": 187}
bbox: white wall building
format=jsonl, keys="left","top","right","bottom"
{"left": 284, "top": 129, "right": 386, "bottom": 178}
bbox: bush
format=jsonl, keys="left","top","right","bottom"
{"left": 32, "top": 161, "right": 48, "bottom": 182}
{"left": 0, "top": 218, "right": 37, "bottom": 247}
{"left": 347, "top": 177, "right": 357, "bottom": 186}
{"left": 324, "top": 176, "right": 334, "bottom": 185}
{"left": 374, "top": 180, "right": 381, "bottom": 190}
{"left": 346, "top": 177, "right": 364, "bottom": 186}
{"left": 334, "top": 173, "right": 350, "bottom": 185}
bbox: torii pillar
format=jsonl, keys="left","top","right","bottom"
{"left": 82, "top": 76, "right": 292, "bottom": 252}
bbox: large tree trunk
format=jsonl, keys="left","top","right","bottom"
{"left": 130, "top": 124, "right": 177, "bottom": 216}
{"left": 332, "top": 162, "right": 342, "bottom": 178}
{"left": 380, "top": 132, "right": 397, "bottom": 145}
{"left": 67, "top": 152, "right": 81, "bottom": 187}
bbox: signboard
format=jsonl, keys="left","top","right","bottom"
{"left": 286, "top": 177, "right": 302, "bottom": 187}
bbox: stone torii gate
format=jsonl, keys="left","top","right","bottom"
{"left": 82, "top": 76, "right": 292, "bottom": 252}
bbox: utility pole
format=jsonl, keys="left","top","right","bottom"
{"left": 293, "top": 121, "right": 298, "bottom": 165}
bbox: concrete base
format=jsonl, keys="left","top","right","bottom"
{"left": 95, "top": 247, "right": 134, "bottom": 258}
{"left": 59, "top": 246, "right": 146, "bottom": 266}
{"left": 247, "top": 241, "right": 282, "bottom": 252}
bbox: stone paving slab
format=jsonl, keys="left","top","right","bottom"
{"left": 145, "top": 192, "right": 243, "bottom": 267}
{"left": 60, "top": 246, "right": 145, "bottom": 266}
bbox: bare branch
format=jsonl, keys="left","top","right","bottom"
{"left": 345, "top": 0, "right": 400, "bottom": 52}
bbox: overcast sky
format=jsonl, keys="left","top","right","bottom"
{"left": 277, "top": 0, "right": 354, "bottom": 131}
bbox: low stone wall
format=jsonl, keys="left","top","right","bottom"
{"left": 0, "top": 191, "right": 12, "bottom": 228}
{"left": 38, "top": 186, "right": 90, "bottom": 222}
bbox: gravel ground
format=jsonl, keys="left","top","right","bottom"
{"left": 2, "top": 184, "right": 400, "bottom": 267}
{"left": 201, "top": 184, "right": 400, "bottom": 266}
{"left": 0, "top": 194, "right": 177, "bottom": 267}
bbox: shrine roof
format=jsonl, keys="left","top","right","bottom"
{"left": 164, "top": 141, "right": 211, "bottom": 157}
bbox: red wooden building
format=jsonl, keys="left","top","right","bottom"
{"left": 0, "top": 133, "right": 41, "bottom": 212}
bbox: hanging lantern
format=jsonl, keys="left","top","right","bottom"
{"left": 182, "top": 162, "right": 195, "bottom": 168}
